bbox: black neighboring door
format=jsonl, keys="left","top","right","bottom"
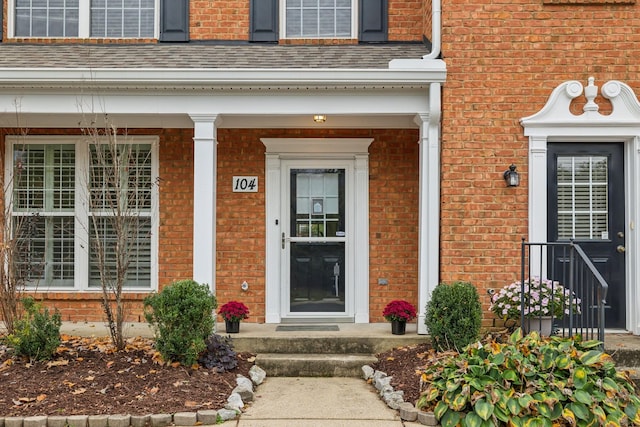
{"left": 547, "top": 143, "right": 626, "bottom": 329}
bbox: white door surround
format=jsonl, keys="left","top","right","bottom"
{"left": 521, "top": 77, "right": 640, "bottom": 335}
{"left": 261, "top": 138, "right": 373, "bottom": 323}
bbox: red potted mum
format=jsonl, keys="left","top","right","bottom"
{"left": 218, "top": 301, "right": 250, "bottom": 333}
{"left": 383, "top": 300, "right": 417, "bottom": 335}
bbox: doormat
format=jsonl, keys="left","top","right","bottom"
{"left": 276, "top": 325, "right": 340, "bottom": 332}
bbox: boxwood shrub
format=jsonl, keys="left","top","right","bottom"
{"left": 144, "top": 279, "right": 217, "bottom": 366}
{"left": 425, "top": 281, "right": 482, "bottom": 352}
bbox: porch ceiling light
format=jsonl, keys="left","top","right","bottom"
{"left": 503, "top": 164, "right": 520, "bottom": 187}
{"left": 313, "top": 114, "right": 327, "bottom": 123}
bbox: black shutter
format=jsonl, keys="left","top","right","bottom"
{"left": 160, "top": 0, "right": 189, "bottom": 42}
{"left": 359, "top": 0, "right": 388, "bottom": 42}
{"left": 250, "top": 0, "right": 278, "bottom": 42}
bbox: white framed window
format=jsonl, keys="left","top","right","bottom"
{"left": 281, "top": 0, "right": 357, "bottom": 39}
{"left": 90, "top": 0, "right": 155, "bottom": 38}
{"left": 6, "top": 136, "right": 159, "bottom": 291}
{"left": 10, "top": 0, "right": 158, "bottom": 38}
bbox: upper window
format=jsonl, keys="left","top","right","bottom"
{"left": 8, "top": 136, "right": 158, "bottom": 290}
{"left": 12, "top": 0, "right": 157, "bottom": 38}
{"left": 284, "top": 0, "right": 354, "bottom": 38}
{"left": 15, "top": 0, "right": 80, "bottom": 37}
{"left": 90, "top": 0, "right": 155, "bottom": 38}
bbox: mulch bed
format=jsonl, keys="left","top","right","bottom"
{"left": 0, "top": 335, "right": 254, "bottom": 417}
{"left": 371, "top": 343, "right": 433, "bottom": 405}
{"left": 0, "top": 334, "right": 433, "bottom": 417}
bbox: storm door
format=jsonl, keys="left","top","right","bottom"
{"left": 547, "top": 143, "right": 626, "bottom": 329}
{"left": 282, "top": 166, "right": 348, "bottom": 317}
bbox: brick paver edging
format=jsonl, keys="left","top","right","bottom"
{"left": 0, "top": 410, "right": 231, "bottom": 427}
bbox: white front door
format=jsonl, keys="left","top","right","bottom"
{"left": 262, "top": 138, "right": 372, "bottom": 323}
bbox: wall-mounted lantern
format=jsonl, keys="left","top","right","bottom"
{"left": 503, "top": 164, "right": 520, "bottom": 187}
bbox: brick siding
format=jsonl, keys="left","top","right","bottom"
{"left": 440, "top": 0, "right": 640, "bottom": 327}
{"left": 0, "top": 127, "right": 419, "bottom": 323}
{"left": 214, "top": 128, "right": 419, "bottom": 323}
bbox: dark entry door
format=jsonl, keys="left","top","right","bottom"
{"left": 547, "top": 143, "right": 626, "bottom": 329}
{"left": 288, "top": 168, "right": 346, "bottom": 314}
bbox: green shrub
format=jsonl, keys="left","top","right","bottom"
{"left": 143, "top": 279, "right": 217, "bottom": 366}
{"left": 7, "top": 297, "right": 61, "bottom": 361}
{"left": 417, "top": 329, "right": 640, "bottom": 427}
{"left": 425, "top": 281, "right": 482, "bottom": 352}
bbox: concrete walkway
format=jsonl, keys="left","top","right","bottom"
{"left": 236, "top": 377, "right": 405, "bottom": 427}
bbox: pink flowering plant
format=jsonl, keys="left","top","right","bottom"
{"left": 383, "top": 300, "right": 417, "bottom": 322}
{"left": 218, "top": 301, "right": 250, "bottom": 322}
{"left": 490, "top": 277, "right": 581, "bottom": 320}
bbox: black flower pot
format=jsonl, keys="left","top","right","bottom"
{"left": 225, "top": 320, "right": 240, "bottom": 334}
{"left": 391, "top": 320, "right": 406, "bottom": 335}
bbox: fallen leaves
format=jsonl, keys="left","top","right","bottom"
{"left": 0, "top": 334, "right": 255, "bottom": 417}
{"left": 46, "top": 359, "right": 69, "bottom": 368}
{"left": 0, "top": 359, "right": 13, "bottom": 372}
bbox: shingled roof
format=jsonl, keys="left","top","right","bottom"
{"left": 0, "top": 43, "right": 429, "bottom": 69}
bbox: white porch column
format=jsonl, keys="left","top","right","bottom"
{"left": 354, "top": 153, "right": 370, "bottom": 323}
{"left": 190, "top": 114, "right": 219, "bottom": 291}
{"left": 416, "top": 82, "right": 442, "bottom": 335}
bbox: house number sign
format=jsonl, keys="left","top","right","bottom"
{"left": 232, "top": 176, "right": 258, "bottom": 192}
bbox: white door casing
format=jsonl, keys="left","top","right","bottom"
{"left": 521, "top": 78, "right": 640, "bottom": 334}
{"left": 262, "top": 138, "right": 373, "bottom": 323}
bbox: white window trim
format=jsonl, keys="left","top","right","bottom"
{"left": 7, "top": 0, "right": 160, "bottom": 39}
{"left": 279, "top": 0, "right": 358, "bottom": 39}
{"left": 5, "top": 135, "right": 159, "bottom": 292}
{"left": 520, "top": 78, "right": 640, "bottom": 335}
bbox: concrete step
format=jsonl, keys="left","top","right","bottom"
{"left": 255, "top": 353, "right": 378, "bottom": 377}
{"left": 231, "top": 335, "right": 425, "bottom": 354}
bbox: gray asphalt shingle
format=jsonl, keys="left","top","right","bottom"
{"left": 0, "top": 43, "right": 429, "bottom": 69}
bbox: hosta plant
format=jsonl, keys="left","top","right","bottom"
{"left": 417, "top": 328, "right": 640, "bottom": 427}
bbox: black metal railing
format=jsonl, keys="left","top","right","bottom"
{"left": 521, "top": 240, "right": 608, "bottom": 345}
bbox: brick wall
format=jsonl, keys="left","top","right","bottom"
{"left": 214, "top": 128, "right": 419, "bottom": 323}
{"left": 158, "top": 129, "right": 196, "bottom": 289}
{"left": 190, "top": 0, "right": 250, "bottom": 40}
{"left": 440, "top": 0, "right": 640, "bottom": 328}
{"left": 368, "top": 129, "right": 420, "bottom": 322}
{"left": 0, "top": 126, "right": 419, "bottom": 323}
{"left": 389, "top": 0, "right": 425, "bottom": 40}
